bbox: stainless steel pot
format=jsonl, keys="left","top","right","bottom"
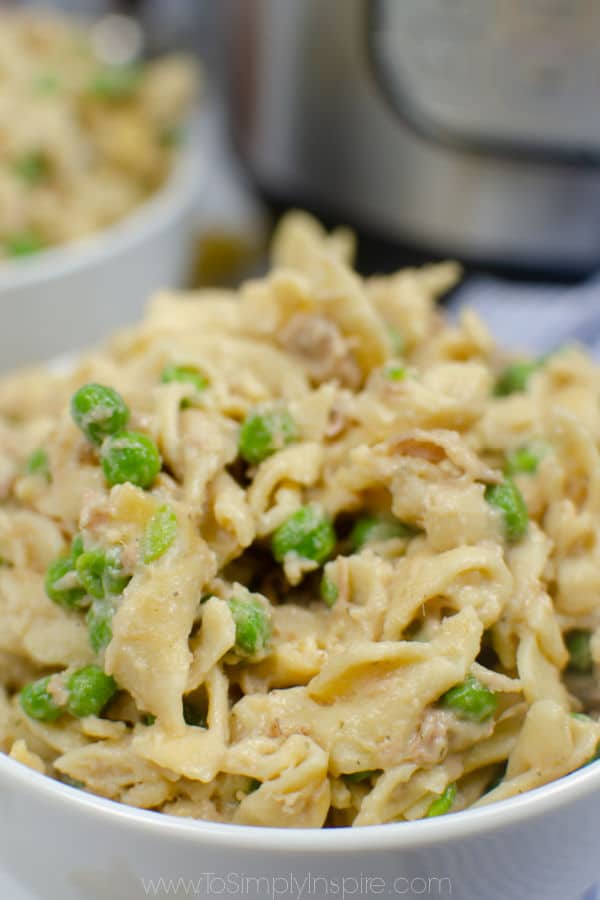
{"left": 225, "top": 0, "right": 600, "bottom": 273}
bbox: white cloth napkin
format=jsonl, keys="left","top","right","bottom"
{"left": 452, "top": 275, "right": 600, "bottom": 357}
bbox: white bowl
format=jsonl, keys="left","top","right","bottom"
{"left": 0, "top": 749, "right": 598, "bottom": 900}
{"left": 0, "top": 123, "right": 202, "bottom": 373}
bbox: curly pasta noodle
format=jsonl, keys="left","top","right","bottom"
{"left": 1, "top": 211, "right": 599, "bottom": 827}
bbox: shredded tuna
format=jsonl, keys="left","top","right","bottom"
{"left": 279, "top": 313, "right": 362, "bottom": 388}
{"left": 405, "top": 709, "right": 452, "bottom": 766}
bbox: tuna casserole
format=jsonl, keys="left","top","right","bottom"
{"left": 0, "top": 213, "right": 599, "bottom": 827}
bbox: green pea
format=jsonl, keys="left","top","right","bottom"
{"left": 32, "top": 73, "right": 61, "bottom": 94}
{"left": 441, "top": 675, "right": 498, "bottom": 722}
{"left": 25, "top": 447, "right": 50, "bottom": 481}
{"left": 320, "top": 574, "right": 339, "bottom": 608}
{"left": 494, "top": 360, "right": 541, "bottom": 396}
{"left": 141, "top": 713, "right": 156, "bottom": 726}
{"left": 350, "top": 513, "right": 415, "bottom": 551}
{"left": 76, "top": 550, "right": 107, "bottom": 599}
{"left": 83, "top": 549, "right": 129, "bottom": 653}
{"left": 246, "top": 777, "right": 262, "bottom": 793}
{"left": 484, "top": 478, "right": 528, "bottom": 542}
{"left": 485, "top": 766, "right": 506, "bottom": 794}
{"left": 71, "top": 383, "right": 130, "bottom": 446}
{"left": 65, "top": 665, "right": 117, "bottom": 718}
{"left": 272, "top": 505, "right": 336, "bottom": 565}
{"left": 89, "top": 64, "right": 142, "bottom": 100}
{"left": 161, "top": 363, "right": 208, "bottom": 398}
{"left": 45, "top": 557, "right": 87, "bottom": 610}
{"left": 571, "top": 712, "right": 592, "bottom": 723}
{"left": 574, "top": 725, "right": 600, "bottom": 766}
{"left": 75, "top": 547, "right": 130, "bottom": 601}
{"left": 239, "top": 408, "right": 298, "bottom": 465}
{"left": 386, "top": 326, "right": 405, "bottom": 356}
{"left": 385, "top": 364, "right": 407, "bottom": 381}
{"left": 343, "top": 770, "right": 382, "bottom": 784}
{"left": 504, "top": 443, "right": 547, "bottom": 477}
{"left": 183, "top": 699, "right": 207, "bottom": 728}
{"left": 228, "top": 596, "right": 271, "bottom": 658}
{"left": 586, "top": 742, "right": 600, "bottom": 766}
{"left": 159, "top": 125, "right": 184, "bottom": 148}
{"left": 101, "top": 431, "right": 161, "bottom": 489}
{"left": 87, "top": 597, "right": 115, "bottom": 653}
{"left": 566, "top": 629, "right": 593, "bottom": 675}
{"left": 20, "top": 675, "right": 64, "bottom": 722}
{"left": 425, "top": 783, "right": 457, "bottom": 818}
{"left": 5, "top": 231, "right": 44, "bottom": 257}
{"left": 61, "top": 775, "right": 85, "bottom": 790}
{"left": 103, "top": 547, "right": 131, "bottom": 595}
{"left": 70, "top": 533, "right": 85, "bottom": 560}
{"left": 142, "top": 505, "right": 177, "bottom": 563}
{"left": 14, "top": 151, "right": 47, "bottom": 185}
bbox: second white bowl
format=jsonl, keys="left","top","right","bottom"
{"left": 0, "top": 123, "right": 203, "bottom": 373}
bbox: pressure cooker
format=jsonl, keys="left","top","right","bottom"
{"left": 225, "top": 0, "right": 600, "bottom": 274}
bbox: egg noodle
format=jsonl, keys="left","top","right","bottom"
{"left": 0, "top": 11, "right": 196, "bottom": 260}
{"left": 0, "top": 212, "right": 599, "bottom": 827}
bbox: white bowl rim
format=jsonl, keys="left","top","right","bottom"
{"left": 0, "top": 117, "right": 202, "bottom": 290}
{"left": 1, "top": 748, "right": 599, "bottom": 852}
{"left": 0, "top": 105, "right": 597, "bottom": 854}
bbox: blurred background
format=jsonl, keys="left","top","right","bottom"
{"left": 5, "top": 0, "right": 600, "bottom": 357}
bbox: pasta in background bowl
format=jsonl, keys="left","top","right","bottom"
{"left": 0, "top": 10, "right": 202, "bottom": 372}
{"left": 0, "top": 10, "right": 197, "bottom": 259}
{"left": 1, "top": 213, "right": 600, "bottom": 899}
